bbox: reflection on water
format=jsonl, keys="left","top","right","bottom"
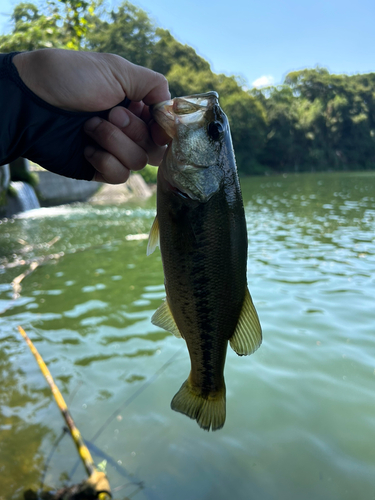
{"left": 0, "top": 172, "right": 375, "bottom": 499}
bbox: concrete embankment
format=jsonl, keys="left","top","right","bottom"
{"left": 35, "top": 168, "right": 101, "bottom": 206}
{"left": 1, "top": 159, "right": 153, "bottom": 218}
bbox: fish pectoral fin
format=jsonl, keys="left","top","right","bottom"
{"left": 171, "top": 378, "right": 226, "bottom": 431}
{"left": 229, "top": 287, "right": 262, "bottom": 356}
{"left": 147, "top": 215, "right": 160, "bottom": 256}
{"left": 151, "top": 299, "right": 182, "bottom": 338}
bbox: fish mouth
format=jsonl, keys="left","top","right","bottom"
{"left": 177, "top": 91, "right": 219, "bottom": 107}
{"left": 170, "top": 184, "right": 191, "bottom": 200}
{"left": 151, "top": 92, "right": 218, "bottom": 114}
{"left": 151, "top": 92, "right": 219, "bottom": 137}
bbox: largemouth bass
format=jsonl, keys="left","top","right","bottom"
{"left": 148, "top": 91, "right": 262, "bottom": 431}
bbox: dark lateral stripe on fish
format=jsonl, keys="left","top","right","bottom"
{"left": 150, "top": 92, "right": 262, "bottom": 431}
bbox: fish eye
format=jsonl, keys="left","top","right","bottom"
{"left": 207, "top": 121, "right": 224, "bottom": 140}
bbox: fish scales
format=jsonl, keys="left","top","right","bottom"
{"left": 148, "top": 92, "right": 262, "bottom": 431}
{"left": 158, "top": 180, "right": 246, "bottom": 395}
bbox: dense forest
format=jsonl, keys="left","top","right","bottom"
{"left": 1, "top": 0, "right": 375, "bottom": 175}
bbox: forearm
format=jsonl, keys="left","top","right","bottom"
{"left": 0, "top": 52, "right": 107, "bottom": 180}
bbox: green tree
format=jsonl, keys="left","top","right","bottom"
{"left": 3, "top": 0, "right": 375, "bottom": 174}
{"left": 164, "top": 64, "right": 216, "bottom": 97}
{"left": 0, "top": 0, "right": 95, "bottom": 52}
{"left": 150, "top": 28, "right": 211, "bottom": 76}
{"left": 253, "top": 68, "right": 375, "bottom": 172}
{"left": 87, "top": 2, "right": 156, "bottom": 66}
{"left": 0, "top": 2, "right": 63, "bottom": 51}
{"left": 222, "top": 91, "right": 267, "bottom": 174}
{"left": 254, "top": 86, "right": 305, "bottom": 171}
{"left": 59, "top": 0, "right": 95, "bottom": 50}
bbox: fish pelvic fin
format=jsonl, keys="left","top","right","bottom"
{"left": 229, "top": 287, "right": 262, "bottom": 356}
{"left": 151, "top": 299, "right": 182, "bottom": 338}
{"left": 171, "top": 378, "right": 226, "bottom": 431}
{"left": 147, "top": 215, "right": 160, "bottom": 256}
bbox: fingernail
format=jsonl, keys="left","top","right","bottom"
{"left": 84, "top": 145, "right": 96, "bottom": 158}
{"left": 84, "top": 117, "right": 102, "bottom": 132}
{"left": 110, "top": 107, "right": 130, "bottom": 128}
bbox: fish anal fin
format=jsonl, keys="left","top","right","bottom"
{"left": 147, "top": 215, "right": 160, "bottom": 256}
{"left": 230, "top": 288, "right": 262, "bottom": 356}
{"left": 171, "top": 378, "right": 226, "bottom": 431}
{"left": 151, "top": 299, "right": 182, "bottom": 338}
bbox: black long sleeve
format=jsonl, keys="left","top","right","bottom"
{"left": 0, "top": 52, "right": 130, "bottom": 181}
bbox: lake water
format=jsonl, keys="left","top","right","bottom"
{"left": 0, "top": 171, "right": 374, "bottom": 500}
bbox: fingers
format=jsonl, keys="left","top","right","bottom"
{"left": 108, "top": 107, "right": 167, "bottom": 165}
{"left": 150, "top": 120, "right": 172, "bottom": 147}
{"left": 110, "top": 104, "right": 171, "bottom": 148}
{"left": 84, "top": 107, "right": 169, "bottom": 184}
{"left": 84, "top": 116, "right": 147, "bottom": 183}
{"left": 85, "top": 145, "right": 130, "bottom": 184}
{"left": 127, "top": 101, "right": 148, "bottom": 120}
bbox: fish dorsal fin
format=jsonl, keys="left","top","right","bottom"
{"left": 151, "top": 299, "right": 182, "bottom": 338}
{"left": 229, "top": 288, "right": 262, "bottom": 356}
{"left": 147, "top": 215, "right": 160, "bottom": 256}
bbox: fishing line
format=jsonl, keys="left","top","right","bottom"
{"left": 67, "top": 380, "right": 84, "bottom": 407}
{"left": 91, "top": 347, "right": 183, "bottom": 443}
{"left": 68, "top": 347, "right": 183, "bottom": 481}
{"left": 39, "top": 426, "right": 69, "bottom": 494}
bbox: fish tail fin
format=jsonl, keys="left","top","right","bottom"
{"left": 171, "top": 378, "right": 226, "bottom": 431}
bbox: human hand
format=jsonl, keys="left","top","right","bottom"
{"left": 13, "top": 49, "right": 171, "bottom": 183}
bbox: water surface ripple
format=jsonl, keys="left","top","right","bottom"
{"left": 0, "top": 172, "right": 374, "bottom": 499}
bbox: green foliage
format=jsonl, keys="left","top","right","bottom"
{"left": 9, "top": 158, "right": 39, "bottom": 186}
{"left": 151, "top": 28, "right": 211, "bottom": 77}
{"left": 0, "top": 2, "right": 63, "bottom": 51}
{"left": 0, "top": 0, "right": 95, "bottom": 51}
{"left": 87, "top": 2, "right": 156, "bottom": 66}
{"left": 7, "top": 184, "right": 18, "bottom": 198}
{"left": 221, "top": 91, "right": 267, "bottom": 175}
{"left": 251, "top": 67, "right": 375, "bottom": 172}
{"left": 138, "top": 164, "right": 158, "bottom": 184}
{"left": 59, "top": 0, "right": 95, "bottom": 50}
{"left": 165, "top": 64, "right": 216, "bottom": 97}
{"left": 2, "top": 0, "right": 375, "bottom": 174}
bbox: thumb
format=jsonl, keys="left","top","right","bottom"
{"left": 110, "top": 55, "right": 170, "bottom": 105}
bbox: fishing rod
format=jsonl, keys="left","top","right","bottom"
{"left": 18, "top": 326, "right": 112, "bottom": 500}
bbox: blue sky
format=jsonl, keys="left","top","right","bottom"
{"left": 1, "top": 0, "right": 374, "bottom": 87}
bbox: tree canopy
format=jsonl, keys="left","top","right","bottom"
{"left": 1, "top": 0, "right": 375, "bottom": 175}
